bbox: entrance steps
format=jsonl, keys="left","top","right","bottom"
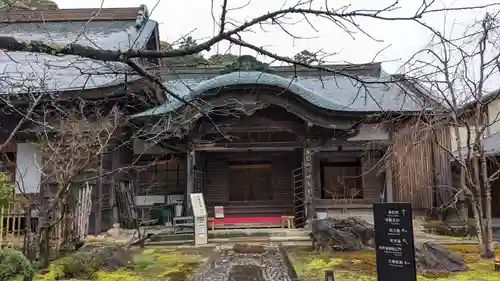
{"left": 146, "top": 228, "right": 310, "bottom": 246}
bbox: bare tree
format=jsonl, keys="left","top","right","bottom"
{"left": 402, "top": 12, "right": 500, "bottom": 258}
{"left": 18, "top": 102, "right": 122, "bottom": 265}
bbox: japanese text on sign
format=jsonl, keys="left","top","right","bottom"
{"left": 373, "top": 202, "right": 416, "bottom": 281}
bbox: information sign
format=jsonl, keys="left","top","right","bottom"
{"left": 373, "top": 202, "right": 417, "bottom": 281}
{"left": 190, "top": 193, "right": 207, "bottom": 245}
{"left": 214, "top": 206, "right": 224, "bottom": 218}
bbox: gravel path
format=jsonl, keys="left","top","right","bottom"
{"left": 193, "top": 245, "right": 293, "bottom": 281}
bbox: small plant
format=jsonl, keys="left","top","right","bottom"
{"left": 134, "top": 257, "right": 153, "bottom": 271}
{"left": 0, "top": 248, "right": 35, "bottom": 281}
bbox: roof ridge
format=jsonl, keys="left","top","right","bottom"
{"left": 154, "top": 61, "right": 382, "bottom": 77}
{"left": 0, "top": 5, "right": 147, "bottom": 23}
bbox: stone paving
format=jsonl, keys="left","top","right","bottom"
{"left": 193, "top": 245, "right": 293, "bottom": 281}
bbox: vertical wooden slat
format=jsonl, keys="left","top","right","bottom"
{"left": 5, "top": 204, "right": 10, "bottom": 244}
{"left": 391, "top": 119, "right": 437, "bottom": 209}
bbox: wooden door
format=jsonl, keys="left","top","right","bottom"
{"left": 229, "top": 164, "right": 272, "bottom": 201}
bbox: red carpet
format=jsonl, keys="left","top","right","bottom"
{"left": 212, "top": 216, "right": 282, "bottom": 224}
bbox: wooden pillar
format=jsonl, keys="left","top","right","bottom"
{"left": 313, "top": 149, "right": 322, "bottom": 199}
{"left": 95, "top": 154, "right": 103, "bottom": 233}
{"left": 385, "top": 159, "right": 394, "bottom": 203}
{"left": 303, "top": 143, "right": 316, "bottom": 225}
{"left": 184, "top": 143, "right": 195, "bottom": 215}
{"left": 111, "top": 126, "right": 134, "bottom": 225}
{"left": 110, "top": 142, "right": 119, "bottom": 225}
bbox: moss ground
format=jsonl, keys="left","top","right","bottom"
{"left": 286, "top": 244, "right": 500, "bottom": 281}
{"left": 31, "top": 247, "right": 212, "bottom": 281}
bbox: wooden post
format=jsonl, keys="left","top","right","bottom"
{"left": 303, "top": 142, "right": 315, "bottom": 225}
{"left": 0, "top": 205, "right": 4, "bottom": 247}
{"left": 96, "top": 154, "right": 103, "bottom": 233}
{"left": 110, "top": 148, "right": 119, "bottom": 225}
{"left": 184, "top": 143, "right": 195, "bottom": 215}
{"left": 385, "top": 160, "right": 394, "bottom": 203}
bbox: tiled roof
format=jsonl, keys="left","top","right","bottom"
{"left": 134, "top": 70, "right": 428, "bottom": 117}
{"left": 0, "top": 7, "right": 144, "bottom": 23}
{"left": 0, "top": 7, "right": 156, "bottom": 94}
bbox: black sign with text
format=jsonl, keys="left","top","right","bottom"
{"left": 373, "top": 202, "right": 417, "bottom": 281}
{"left": 324, "top": 270, "right": 334, "bottom": 281}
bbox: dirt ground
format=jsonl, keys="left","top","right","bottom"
{"left": 285, "top": 244, "right": 500, "bottom": 281}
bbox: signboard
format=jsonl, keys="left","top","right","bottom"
{"left": 324, "top": 270, "right": 334, "bottom": 281}
{"left": 316, "top": 212, "right": 327, "bottom": 220}
{"left": 190, "top": 193, "right": 207, "bottom": 245}
{"left": 373, "top": 202, "right": 416, "bottom": 281}
{"left": 190, "top": 193, "right": 207, "bottom": 217}
{"left": 196, "top": 216, "right": 206, "bottom": 237}
{"left": 214, "top": 206, "right": 224, "bottom": 218}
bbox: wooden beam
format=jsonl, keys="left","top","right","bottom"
{"left": 197, "top": 120, "right": 306, "bottom": 134}
{"left": 192, "top": 141, "right": 302, "bottom": 151}
{"left": 229, "top": 164, "right": 272, "bottom": 169}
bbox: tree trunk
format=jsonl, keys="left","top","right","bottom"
{"left": 483, "top": 195, "right": 495, "bottom": 258}
{"left": 39, "top": 225, "right": 50, "bottom": 268}
{"left": 23, "top": 204, "right": 37, "bottom": 261}
{"left": 480, "top": 154, "right": 495, "bottom": 259}
{"left": 471, "top": 200, "right": 487, "bottom": 256}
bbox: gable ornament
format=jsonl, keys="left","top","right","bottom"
{"left": 135, "top": 4, "right": 150, "bottom": 29}
{"left": 220, "top": 55, "right": 273, "bottom": 74}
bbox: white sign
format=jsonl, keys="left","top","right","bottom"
{"left": 214, "top": 206, "right": 224, "bottom": 218}
{"left": 316, "top": 212, "right": 328, "bottom": 220}
{"left": 190, "top": 193, "right": 207, "bottom": 217}
{"left": 197, "top": 217, "right": 205, "bottom": 237}
{"left": 190, "top": 193, "right": 208, "bottom": 245}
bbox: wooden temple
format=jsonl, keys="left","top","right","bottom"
{"left": 132, "top": 56, "right": 453, "bottom": 229}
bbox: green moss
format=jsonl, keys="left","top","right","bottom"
{"left": 94, "top": 270, "right": 143, "bottom": 281}
{"left": 139, "top": 248, "right": 202, "bottom": 281}
{"left": 32, "top": 247, "right": 205, "bottom": 281}
{"left": 33, "top": 264, "right": 64, "bottom": 281}
{"left": 286, "top": 244, "right": 500, "bottom": 281}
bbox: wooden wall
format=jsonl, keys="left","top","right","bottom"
{"left": 391, "top": 120, "right": 452, "bottom": 209}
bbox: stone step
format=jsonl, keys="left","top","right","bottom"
{"left": 146, "top": 236, "right": 311, "bottom": 246}
{"left": 148, "top": 228, "right": 309, "bottom": 242}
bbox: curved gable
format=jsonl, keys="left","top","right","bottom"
{"left": 135, "top": 71, "right": 425, "bottom": 119}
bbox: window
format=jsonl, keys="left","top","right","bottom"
{"left": 320, "top": 161, "right": 363, "bottom": 199}
{"left": 136, "top": 156, "right": 185, "bottom": 195}
{"left": 229, "top": 162, "right": 273, "bottom": 201}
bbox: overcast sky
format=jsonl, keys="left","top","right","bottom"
{"left": 56, "top": 0, "right": 499, "bottom": 74}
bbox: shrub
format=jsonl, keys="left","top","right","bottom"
{"left": 0, "top": 248, "right": 35, "bottom": 281}
{"left": 58, "top": 251, "right": 101, "bottom": 279}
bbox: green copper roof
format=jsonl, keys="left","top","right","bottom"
{"left": 134, "top": 70, "right": 425, "bottom": 118}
